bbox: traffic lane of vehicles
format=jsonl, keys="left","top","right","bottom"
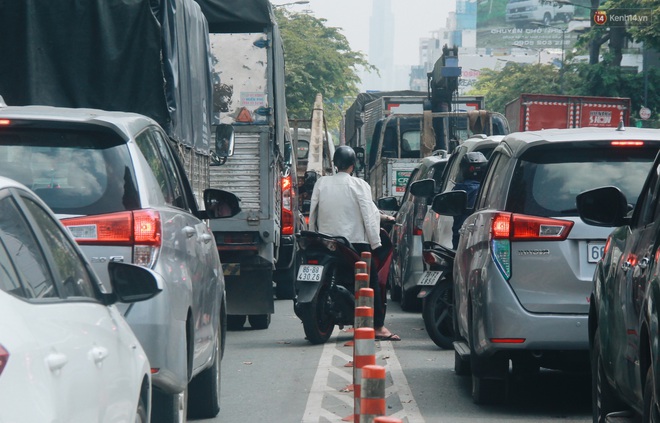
{"left": 209, "top": 299, "right": 591, "bottom": 422}
{"left": 0, "top": 176, "right": 161, "bottom": 422}
{"left": 0, "top": 105, "right": 235, "bottom": 422}
{"left": 577, "top": 152, "right": 660, "bottom": 422}
{"left": 439, "top": 127, "right": 660, "bottom": 405}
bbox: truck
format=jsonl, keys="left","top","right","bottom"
{"left": 505, "top": 93, "right": 631, "bottom": 132}
{"left": 195, "top": 0, "right": 294, "bottom": 327}
{"left": 346, "top": 46, "right": 508, "bottom": 202}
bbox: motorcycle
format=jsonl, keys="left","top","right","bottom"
{"left": 417, "top": 240, "right": 456, "bottom": 349}
{"left": 294, "top": 226, "right": 393, "bottom": 344}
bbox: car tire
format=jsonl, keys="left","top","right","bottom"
{"left": 187, "top": 317, "right": 222, "bottom": 419}
{"left": 422, "top": 280, "right": 455, "bottom": 349}
{"left": 227, "top": 314, "right": 246, "bottom": 330}
{"left": 135, "top": 391, "right": 148, "bottom": 423}
{"left": 400, "top": 284, "right": 421, "bottom": 312}
{"left": 152, "top": 387, "right": 188, "bottom": 423}
{"left": 389, "top": 261, "right": 402, "bottom": 302}
{"left": 454, "top": 350, "right": 470, "bottom": 376}
{"left": 275, "top": 267, "right": 296, "bottom": 300}
{"left": 248, "top": 314, "right": 271, "bottom": 330}
{"left": 592, "top": 332, "right": 625, "bottom": 422}
{"left": 644, "top": 366, "right": 660, "bottom": 422}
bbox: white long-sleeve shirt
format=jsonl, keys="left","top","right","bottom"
{"left": 308, "top": 172, "right": 382, "bottom": 250}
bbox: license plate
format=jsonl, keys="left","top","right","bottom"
{"left": 297, "top": 265, "right": 324, "bottom": 282}
{"left": 587, "top": 242, "right": 606, "bottom": 263}
{"left": 418, "top": 271, "right": 443, "bottom": 286}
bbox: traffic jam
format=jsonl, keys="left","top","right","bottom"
{"left": 0, "top": 0, "right": 659, "bottom": 422}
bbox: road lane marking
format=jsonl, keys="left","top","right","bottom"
{"left": 302, "top": 328, "right": 425, "bottom": 423}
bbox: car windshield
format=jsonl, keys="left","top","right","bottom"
{"left": 507, "top": 143, "right": 659, "bottom": 217}
{"left": 0, "top": 128, "right": 139, "bottom": 215}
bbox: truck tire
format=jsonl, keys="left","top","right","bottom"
{"left": 187, "top": 316, "right": 222, "bottom": 419}
{"left": 422, "top": 279, "right": 455, "bottom": 349}
{"left": 248, "top": 314, "right": 271, "bottom": 330}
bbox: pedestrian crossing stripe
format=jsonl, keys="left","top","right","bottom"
{"left": 222, "top": 263, "right": 240, "bottom": 276}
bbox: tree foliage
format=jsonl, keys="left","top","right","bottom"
{"left": 275, "top": 9, "right": 375, "bottom": 131}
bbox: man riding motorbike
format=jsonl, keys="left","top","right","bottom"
{"left": 308, "top": 145, "right": 399, "bottom": 341}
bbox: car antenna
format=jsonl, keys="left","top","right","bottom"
{"left": 616, "top": 118, "right": 625, "bottom": 131}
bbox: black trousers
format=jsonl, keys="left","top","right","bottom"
{"left": 352, "top": 243, "right": 386, "bottom": 328}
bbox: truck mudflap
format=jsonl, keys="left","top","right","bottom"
{"left": 224, "top": 264, "right": 274, "bottom": 315}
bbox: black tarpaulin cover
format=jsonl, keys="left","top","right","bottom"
{"left": 0, "top": 0, "right": 213, "bottom": 153}
{"left": 193, "top": 0, "right": 274, "bottom": 33}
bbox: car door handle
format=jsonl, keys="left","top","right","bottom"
{"left": 638, "top": 257, "right": 650, "bottom": 269}
{"left": 89, "top": 346, "right": 109, "bottom": 364}
{"left": 183, "top": 226, "right": 196, "bottom": 238}
{"left": 465, "top": 224, "right": 475, "bottom": 233}
{"left": 200, "top": 233, "right": 213, "bottom": 244}
{"left": 46, "top": 352, "right": 68, "bottom": 371}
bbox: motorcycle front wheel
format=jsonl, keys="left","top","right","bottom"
{"left": 299, "top": 283, "right": 336, "bottom": 344}
{"left": 422, "top": 278, "right": 455, "bottom": 349}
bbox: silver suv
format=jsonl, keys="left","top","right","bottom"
{"left": 0, "top": 105, "right": 234, "bottom": 421}
{"left": 433, "top": 127, "right": 660, "bottom": 404}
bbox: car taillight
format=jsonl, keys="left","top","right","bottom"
{"left": 611, "top": 140, "right": 644, "bottom": 147}
{"left": 281, "top": 175, "right": 294, "bottom": 235}
{"left": 61, "top": 209, "right": 161, "bottom": 268}
{"left": 490, "top": 213, "right": 574, "bottom": 280}
{"left": 0, "top": 344, "right": 8, "bottom": 376}
{"left": 0, "top": 119, "right": 10, "bottom": 126}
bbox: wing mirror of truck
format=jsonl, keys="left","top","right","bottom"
{"left": 213, "top": 124, "right": 235, "bottom": 164}
{"left": 431, "top": 190, "right": 468, "bottom": 216}
{"left": 354, "top": 146, "right": 366, "bottom": 171}
{"left": 377, "top": 196, "right": 399, "bottom": 212}
{"left": 203, "top": 189, "right": 241, "bottom": 219}
{"left": 410, "top": 179, "right": 436, "bottom": 198}
{"left": 576, "top": 186, "right": 629, "bottom": 227}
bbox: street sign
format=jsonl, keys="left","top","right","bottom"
{"left": 640, "top": 106, "right": 652, "bottom": 120}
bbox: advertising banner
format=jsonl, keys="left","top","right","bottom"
{"left": 477, "top": 0, "right": 591, "bottom": 49}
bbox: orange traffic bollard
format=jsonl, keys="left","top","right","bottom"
{"left": 360, "top": 364, "right": 386, "bottom": 423}
{"left": 353, "top": 327, "right": 376, "bottom": 423}
{"left": 357, "top": 287, "right": 374, "bottom": 309}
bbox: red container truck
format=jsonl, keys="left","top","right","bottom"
{"left": 505, "top": 94, "right": 631, "bottom": 132}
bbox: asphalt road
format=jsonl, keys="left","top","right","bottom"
{"left": 195, "top": 297, "right": 592, "bottom": 423}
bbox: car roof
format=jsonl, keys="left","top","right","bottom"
{"left": 0, "top": 105, "right": 157, "bottom": 140}
{"left": 461, "top": 135, "right": 504, "bottom": 152}
{"left": 502, "top": 127, "right": 660, "bottom": 155}
{"left": 416, "top": 153, "right": 449, "bottom": 169}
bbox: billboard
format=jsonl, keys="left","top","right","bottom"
{"left": 477, "top": 0, "right": 591, "bottom": 49}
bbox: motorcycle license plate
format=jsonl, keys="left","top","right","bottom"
{"left": 418, "top": 271, "right": 443, "bottom": 286}
{"left": 297, "top": 265, "right": 324, "bottom": 282}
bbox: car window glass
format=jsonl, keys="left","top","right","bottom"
{"left": 0, "top": 232, "right": 26, "bottom": 298}
{"left": 507, "top": 145, "right": 658, "bottom": 217}
{"left": 151, "top": 130, "right": 187, "bottom": 210}
{"left": 135, "top": 131, "right": 177, "bottom": 206}
{"left": 0, "top": 196, "right": 57, "bottom": 299}
{"left": 401, "top": 168, "right": 419, "bottom": 204}
{"left": 23, "top": 197, "right": 97, "bottom": 300}
{"left": 638, "top": 162, "right": 660, "bottom": 225}
{"left": 477, "top": 153, "right": 506, "bottom": 210}
{"left": 442, "top": 148, "right": 465, "bottom": 192}
{"left": 0, "top": 129, "right": 139, "bottom": 214}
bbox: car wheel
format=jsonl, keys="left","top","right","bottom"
{"left": 248, "top": 314, "right": 271, "bottom": 330}
{"left": 152, "top": 387, "right": 188, "bottom": 423}
{"left": 400, "top": 283, "right": 421, "bottom": 312}
{"left": 422, "top": 280, "right": 455, "bottom": 348}
{"left": 389, "top": 260, "right": 401, "bottom": 302}
{"left": 454, "top": 350, "right": 470, "bottom": 376}
{"left": 187, "top": 316, "right": 222, "bottom": 419}
{"left": 227, "top": 314, "right": 246, "bottom": 330}
{"left": 644, "top": 366, "right": 660, "bottom": 422}
{"left": 275, "top": 253, "right": 297, "bottom": 300}
{"left": 135, "top": 392, "right": 148, "bottom": 423}
{"left": 592, "top": 332, "right": 625, "bottom": 422}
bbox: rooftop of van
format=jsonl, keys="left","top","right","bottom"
{"left": 502, "top": 127, "right": 660, "bottom": 151}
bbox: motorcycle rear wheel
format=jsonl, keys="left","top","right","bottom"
{"left": 300, "top": 285, "right": 336, "bottom": 344}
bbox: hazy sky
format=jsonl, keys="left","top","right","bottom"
{"left": 272, "top": 0, "right": 456, "bottom": 66}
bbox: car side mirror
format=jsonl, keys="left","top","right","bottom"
{"left": 410, "top": 179, "right": 436, "bottom": 197}
{"left": 576, "top": 186, "right": 628, "bottom": 227}
{"left": 107, "top": 262, "right": 162, "bottom": 304}
{"left": 213, "top": 124, "right": 235, "bottom": 164}
{"left": 354, "top": 146, "right": 366, "bottom": 171}
{"left": 431, "top": 190, "right": 468, "bottom": 216}
{"left": 377, "top": 196, "right": 399, "bottom": 212}
{"left": 204, "top": 189, "right": 241, "bottom": 218}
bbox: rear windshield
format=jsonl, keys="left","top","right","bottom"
{"left": 507, "top": 144, "right": 659, "bottom": 217}
{"left": 0, "top": 128, "right": 139, "bottom": 215}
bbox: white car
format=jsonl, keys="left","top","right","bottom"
{"left": 0, "top": 176, "right": 162, "bottom": 422}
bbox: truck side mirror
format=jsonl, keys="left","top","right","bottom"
{"left": 203, "top": 189, "right": 241, "bottom": 219}
{"left": 214, "top": 124, "right": 235, "bottom": 163}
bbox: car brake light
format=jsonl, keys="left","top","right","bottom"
{"left": 490, "top": 213, "right": 574, "bottom": 280}
{"left": 0, "top": 344, "right": 8, "bottom": 376}
{"left": 0, "top": 119, "right": 10, "bottom": 126}
{"left": 490, "top": 338, "right": 525, "bottom": 344}
{"left": 282, "top": 208, "right": 294, "bottom": 235}
{"left": 611, "top": 140, "right": 644, "bottom": 147}
{"left": 281, "top": 175, "right": 294, "bottom": 235}
{"left": 61, "top": 210, "right": 161, "bottom": 268}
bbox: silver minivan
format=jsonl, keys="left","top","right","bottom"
{"left": 0, "top": 105, "right": 233, "bottom": 422}
{"left": 434, "top": 127, "right": 660, "bottom": 404}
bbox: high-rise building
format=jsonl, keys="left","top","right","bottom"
{"left": 363, "top": 0, "right": 395, "bottom": 91}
